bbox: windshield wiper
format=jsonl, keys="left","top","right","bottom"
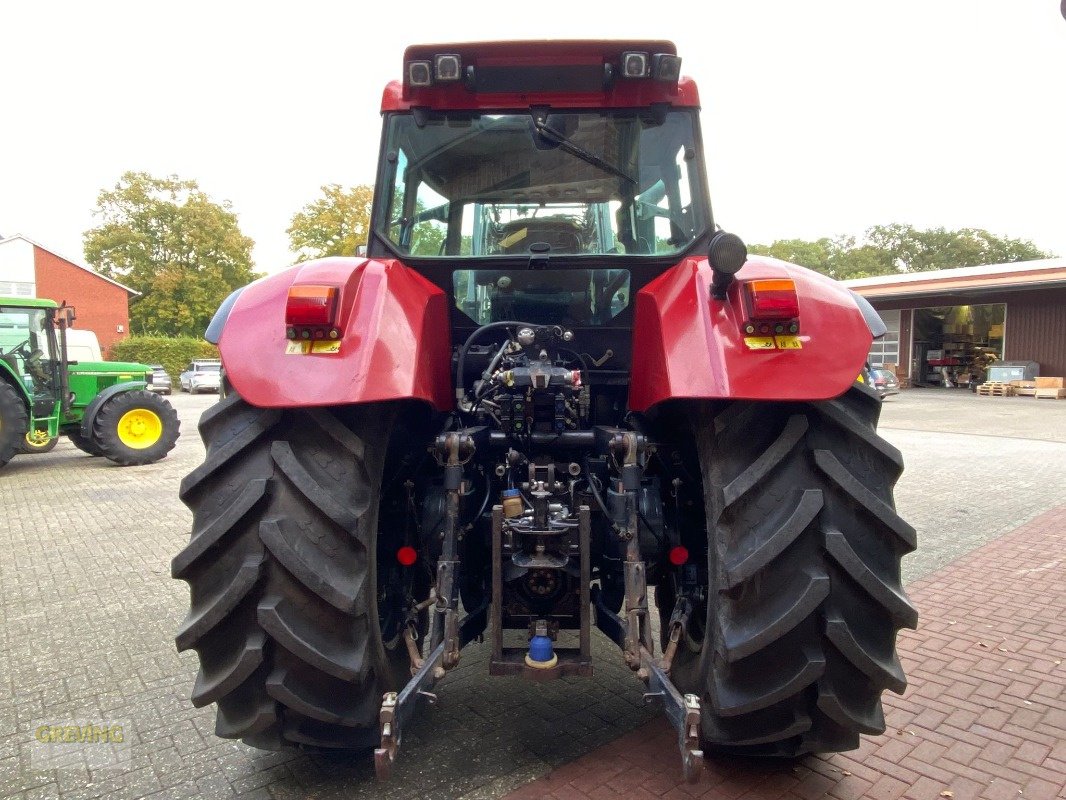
{"left": 531, "top": 111, "right": 636, "bottom": 186}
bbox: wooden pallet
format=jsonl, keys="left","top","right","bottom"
{"left": 1034, "top": 388, "right": 1066, "bottom": 400}
{"left": 977, "top": 382, "right": 1016, "bottom": 397}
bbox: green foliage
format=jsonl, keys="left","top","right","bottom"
{"left": 84, "top": 172, "right": 259, "bottom": 337}
{"left": 749, "top": 224, "right": 1054, "bottom": 280}
{"left": 109, "top": 336, "right": 218, "bottom": 382}
{"left": 288, "top": 184, "right": 374, "bottom": 261}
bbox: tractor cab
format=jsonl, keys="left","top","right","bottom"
{"left": 0, "top": 299, "right": 66, "bottom": 434}
{"left": 371, "top": 71, "right": 710, "bottom": 335}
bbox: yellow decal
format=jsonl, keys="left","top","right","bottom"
{"left": 499, "top": 227, "right": 528, "bottom": 249}
{"left": 743, "top": 337, "right": 777, "bottom": 351}
{"left": 857, "top": 373, "right": 865, "bottom": 383}
{"left": 774, "top": 336, "right": 803, "bottom": 350}
{"left": 286, "top": 340, "right": 342, "bottom": 355}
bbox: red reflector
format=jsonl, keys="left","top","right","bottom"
{"left": 286, "top": 285, "right": 338, "bottom": 327}
{"left": 668, "top": 546, "right": 689, "bottom": 566}
{"left": 396, "top": 546, "right": 418, "bottom": 566}
{"left": 746, "top": 279, "right": 799, "bottom": 320}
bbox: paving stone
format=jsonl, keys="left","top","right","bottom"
{"left": 500, "top": 503, "right": 1066, "bottom": 799}
{"left": 4, "top": 390, "right": 1066, "bottom": 799}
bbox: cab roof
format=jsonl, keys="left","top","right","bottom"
{"left": 383, "top": 40, "right": 699, "bottom": 112}
{"left": 0, "top": 296, "right": 58, "bottom": 309}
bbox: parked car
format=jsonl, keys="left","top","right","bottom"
{"left": 179, "top": 360, "right": 222, "bottom": 393}
{"left": 147, "top": 364, "right": 172, "bottom": 395}
{"left": 870, "top": 368, "right": 900, "bottom": 399}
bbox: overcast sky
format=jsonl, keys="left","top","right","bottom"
{"left": 2, "top": 1, "right": 1064, "bottom": 274}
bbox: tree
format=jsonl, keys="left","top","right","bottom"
{"left": 84, "top": 172, "right": 257, "bottom": 337}
{"left": 287, "top": 184, "right": 374, "bottom": 261}
{"left": 862, "top": 224, "right": 1052, "bottom": 273}
{"left": 749, "top": 224, "right": 1054, "bottom": 280}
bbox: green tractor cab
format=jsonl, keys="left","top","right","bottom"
{"left": 0, "top": 297, "right": 180, "bottom": 468}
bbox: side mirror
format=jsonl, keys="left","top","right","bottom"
{"left": 708, "top": 231, "right": 748, "bottom": 299}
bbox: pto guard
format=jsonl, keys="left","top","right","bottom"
{"left": 216, "top": 258, "right": 453, "bottom": 410}
{"left": 629, "top": 256, "right": 872, "bottom": 412}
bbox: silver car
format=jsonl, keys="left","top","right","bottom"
{"left": 145, "top": 364, "right": 172, "bottom": 394}
{"left": 870, "top": 368, "right": 900, "bottom": 399}
{"left": 179, "top": 360, "right": 222, "bottom": 393}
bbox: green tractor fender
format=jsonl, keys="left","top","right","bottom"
{"left": 79, "top": 380, "right": 148, "bottom": 437}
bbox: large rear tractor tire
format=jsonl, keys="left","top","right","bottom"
{"left": 668, "top": 382, "right": 917, "bottom": 756}
{"left": 67, "top": 428, "right": 104, "bottom": 457}
{"left": 0, "top": 381, "right": 30, "bottom": 467}
{"left": 173, "top": 393, "right": 416, "bottom": 750}
{"left": 93, "top": 390, "right": 180, "bottom": 465}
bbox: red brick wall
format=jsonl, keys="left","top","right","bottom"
{"left": 33, "top": 247, "right": 132, "bottom": 356}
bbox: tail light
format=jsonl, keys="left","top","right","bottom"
{"left": 286, "top": 285, "right": 338, "bottom": 327}
{"left": 745, "top": 279, "right": 800, "bottom": 320}
{"left": 668, "top": 546, "right": 689, "bottom": 566}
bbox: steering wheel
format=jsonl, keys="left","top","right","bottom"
{"left": 11, "top": 340, "right": 48, "bottom": 382}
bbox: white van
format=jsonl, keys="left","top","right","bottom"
{"left": 65, "top": 329, "right": 102, "bottom": 362}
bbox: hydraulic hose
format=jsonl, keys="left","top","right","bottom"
{"left": 455, "top": 320, "right": 538, "bottom": 403}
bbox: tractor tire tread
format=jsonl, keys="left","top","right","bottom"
{"left": 676, "top": 384, "right": 915, "bottom": 757}
{"left": 0, "top": 381, "right": 29, "bottom": 467}
{"left": 174, "top": 394, "right": 397, "bottom": 751}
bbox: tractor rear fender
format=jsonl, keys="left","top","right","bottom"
{"left": 213, "top": 258, "right": 453, "bottom": 410}
{"left": 79, "top": 381, "right": 148, "bottom": 437}
{"left": 629, "top": 256, "right": 875, "bottom": 412}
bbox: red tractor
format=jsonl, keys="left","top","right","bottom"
{"left": 174, "top": 41, "right": 915, "bottom": 782}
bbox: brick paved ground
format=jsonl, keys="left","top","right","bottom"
{"left": 500, "top": 504, "right": 1066, "bottom": 800}
{"left": 1, "top": 391, "right": 1065, "bottom": 799}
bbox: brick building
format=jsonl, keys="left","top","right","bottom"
{"left": 845, "top": 258, "right": 1066, "bottom": 385}
{"left": 0, "top": 234, "right": 137, "bottom": 355}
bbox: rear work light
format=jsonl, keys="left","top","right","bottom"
{"left": 621, "top": 51, "right": 650, "bottom": 78}
{"left": 651, "top": 53, "right": 682, "bottom": 82}
{"left": 434, "top": 54, "right": 461, "bottom": 82}
{"left": 407, "top": 60, "right": 433, "bottom": 87}
{"left": 745, "top": 279, "right": 800, "bottom": 321}
{"left": 286, "top": 285, "right": 339, "bottom": 339}
{"left": 621, "top": 52, "right": 680, "bottom": 81}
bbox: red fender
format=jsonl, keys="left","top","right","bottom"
{"left": 218, "top": 258, "right": 453, "bottom": 410}
{"left": 629, "top": 256, "right": 872, "bottom": 412}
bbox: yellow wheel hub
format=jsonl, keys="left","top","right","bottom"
{"left": 117, "top": 408, "right": 163, "bottom": 449}
{"left": 26, "top": 429, "right": 50, "bottom": 447}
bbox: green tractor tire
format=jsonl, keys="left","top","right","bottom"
{"left": 92, "top": 390, "right": 181, "bottom": 466}
{"left": 0, "top": 381, "right": 30, "bottom": 467}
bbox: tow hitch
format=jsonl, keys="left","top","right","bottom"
{"left": 375, "top": 429, "right": 704, "bottom": 784}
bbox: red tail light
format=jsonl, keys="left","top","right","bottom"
{"left": 746, "top": 279, "right": 799, "bottom": 320}
{"left": 286, "top": 285, "right": 338, "bottom": 327}
{"left": 396, "top": 546, "right": 418, "bottom": 566}
{"left": 668, "top": 546, "right": 689, "bottom": 566}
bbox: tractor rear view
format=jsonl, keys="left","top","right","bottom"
{"left": 174, "top": 41, "right": 915, "bottom": 782}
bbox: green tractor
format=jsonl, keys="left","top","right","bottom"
{"left": 0, "top": 296, "right": 180, "bottom": 469}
